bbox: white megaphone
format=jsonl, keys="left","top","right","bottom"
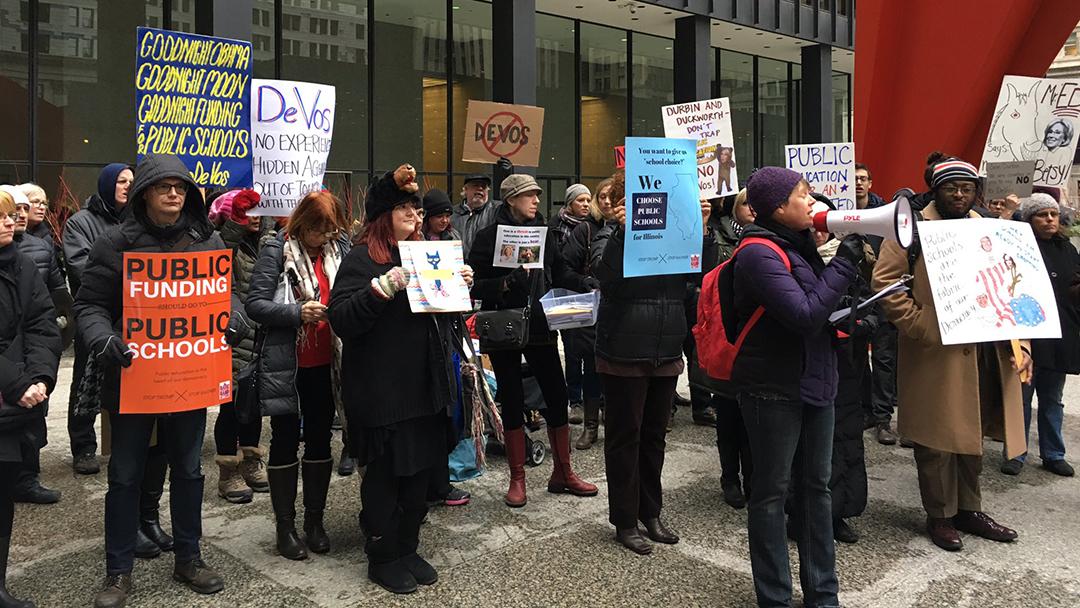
{"left": 812, "top": 189, "right": 915, "bottom": 248}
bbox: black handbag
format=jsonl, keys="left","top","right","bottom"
{"left": 474, "top": 270, "right": 540, "bottom": 353}
{"left": 232, "top": 330, "right": 264, "bottom": 424}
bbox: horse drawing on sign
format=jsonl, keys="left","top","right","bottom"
{"left": 987, "top": 81, "right": 1043, "bottom": 162}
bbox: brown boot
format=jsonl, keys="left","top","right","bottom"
{"left": 216, "top": 455, "right": 253, "bottom": 504}
{"left": 504, "top": 428, "right": 528, "bottom": 508}
{"left": 547, "top": 425, "right": 598, "bottom": 496}
{"left": 239, "top": 446, "right": 270, "bottom": 493}
{"left": 575, "top": 398, "right": 600, "bottom": 450}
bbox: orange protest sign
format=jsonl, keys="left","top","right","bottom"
{"left": 120, "top": 250, "right": 234, "bottom": 414}
{"left": 462, "top": 100, "right": 545, "bottom": 167}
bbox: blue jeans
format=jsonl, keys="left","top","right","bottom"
{"left": 1014, "top": 369, "right": 1067, "bottom": 463}
{"left": 740, "top": 394, "right": 839, "bottom": 608}
{"left": 105, "top": 408, "right": 207, "bottom": 574}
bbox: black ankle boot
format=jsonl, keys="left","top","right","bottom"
{"left": 0, "top": 535, "right": 36, "bottom": 608}
{"left": 267, "top": 462, "right": 308, "bottom": 561}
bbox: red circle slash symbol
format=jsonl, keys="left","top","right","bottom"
{"left": 480, "top": 111, "right": 528, "bottom": 158}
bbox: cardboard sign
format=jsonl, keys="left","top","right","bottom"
{"left": 399, "top": 240, "right": 471, "bottom": 313}
{"left": 462, "top": 100, "right": 545, "bottom": 167}
{"left": 983, "top": 160, "right": 1036, "bottom": 201}
{"left": 120, "top": 251, "right": 234, "bottom": 414}
{"left": 614, "top": 145, "right": 626, "bottom": 169}
{"left": 918, "top": 218, "right": 1060, "bottom": 345}
{"left": 135, "top": 27, "right": 253, "bottom": 188}
{"left": 784, "top": 143, "right": 855, "bottom": 210}
{"left": 248, "top": 79, "right": 336, "bottom": 216}
{"left": 624, "top": 137, "right": 703, "bottom": 278}
{"left": 494, "top": 226, "right": 546, "bottom": 269}
{"left": 661, "top": 98, "right": 739, "bottom": 197}
{"left": 980, "top": 75, "right": 1080, "bottom": 187}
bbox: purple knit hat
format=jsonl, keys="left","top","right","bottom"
{"left": 747, "top": 167, "right": 804, "bottom": 218}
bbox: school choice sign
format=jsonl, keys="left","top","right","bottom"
{"left": 249, "top": 79, "right": 336, "bottom": 216}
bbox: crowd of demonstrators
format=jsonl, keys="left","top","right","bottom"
{"left": 551, "top": 183, "right": 594, "bottom": 422}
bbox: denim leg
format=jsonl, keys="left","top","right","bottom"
{"left": 162, "top": 409, "right": 207, "bottom": 564}
{"left": 739, "top": 394, "right": 803, "bottom": 608}
{"left": 104, "top": 414, "right": 156, "bottom": 575}
{"left": 1034, "top": 370, "right": 1067, "bottom": 462}
{"left": 793, "top": 405, "right": 839, "bottom": 608}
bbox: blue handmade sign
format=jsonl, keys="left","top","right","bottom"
{"left": 623, "top": 137, "right": 702, "bottom": 278}
{"left": 135, "top": 27, "right": 253, "bottom": 188}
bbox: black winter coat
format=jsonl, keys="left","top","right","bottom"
{"left": 830, "top": 322, "right": 871, "bottom": 520}
{"left": 559, "top": 217, "right": 604, "bottom": 360}
{"left": 63, "top": 194, "right": 126, "bottom": 297}
{"left": 1032, "top": 236, "right": 1080, "bottom": 374}
{"left": 14, "top": 232, "right": 65, "bottom": 294}
{"left": 327, "top": 243, "right": 457, "bottom": 430}
{"left": 219, "top": 218, "right": 275, "bottom": 378}
{"left": 468, "top": 204, "right": 592, "bottom": 343}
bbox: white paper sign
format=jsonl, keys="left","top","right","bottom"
{"left": 398, "top": 240, "right": 471, "bottom": 313}
{"left": 919, "top": 218, "right": 1060, "bottom": 345}
{"left": 494, "top": 226, "right": 546, "bottom": 269}
{"left": 980, "top": 75, "right": 1080, "bottom": 188}
{"left": 661, "top": 98, "right": 739, "bottom": 198}
{"left": 983, "top": 160, "right": 1036, "bottom": 201}
{"left": 249, "top": 79, "right": 336, "bottom": 216}
{"left": 785, "top": 143, "right": 856, "bottom": 210}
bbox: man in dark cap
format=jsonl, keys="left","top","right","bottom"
{"left": 451, "top": 174, "right": 501, "bottom": 258}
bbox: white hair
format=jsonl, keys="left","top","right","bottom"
{"left": 17, "top": 182, "right": 46, "bottom": 202}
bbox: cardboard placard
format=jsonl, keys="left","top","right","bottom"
{"left": 135, "top": 27, "right": 252, "bottom": 188}
{"left": 121, "top": 251, "right": 233, "bottom": 414}
{"left": 785, "top": 143, "right": 856, "bottom": 210}
{"left": 462, "top": 100, "right": 545, "bottom": 167}
{"left": 983, "top": 160, "right": 1036, "bottom": 201}
{"left": 399, "top": 240, "right": 471, "bottom": 313}
{"left": 661, "top": 98, "right": 739, "bottom": 197}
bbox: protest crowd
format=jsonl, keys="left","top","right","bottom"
{"left": 3, "top": 25, "right": 1080, "bottom": 608}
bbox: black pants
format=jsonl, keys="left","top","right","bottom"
{"left": 715, "top": 395, "right": 753, "bottom": 494}
{"left": 868, "top": 321, "right": 897, "bottom": 425}
{"left": 213, "top": 401, "right": 263, "bottom": 456}
{"left": 488, "top": 344, "right": 569, "bottom": 431}
{"left": 67, "top": 333, "right": 97, "bottom": 456}
{"left": 141, "top": 443, "right": 169, "bottom": 522}
{"left": 601, "top": 374, "right": 677, "bottom": 529}
{"left": 0, "top": 462, "right": 15, "bottom": 538}
{"left": 362, "top": 458, "right": 430, "bottom": 564}
{"left": 269, "top": 365, "right": 333, "bottom": 466}
{"left": 13, "top": 441, "right": 40, "bottom": 493}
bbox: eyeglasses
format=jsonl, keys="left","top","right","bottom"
{"left": 152, "top": 182, "right": 189, "bottom": 195}
{"left": 2, "top": 213, "right": 18, "bottom": 221}
{"left": 310, "top": 228, "right": 340, "bottom": 240}
{"left": 854, "top": 176, "right": 871, "bottom": 183}
{"left": 938, "top": 185, "right": 977, "bottom": 196}
{"left": 29, "top": 199, "right": 47, "bottom": 207}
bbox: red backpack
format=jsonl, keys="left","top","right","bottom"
{"left": 693, "top": 237, "right": 791, "bottom": 381}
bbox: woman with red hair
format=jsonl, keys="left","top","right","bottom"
{"left": 328, "top": 167, "right": 472, "bottom": 594}
{"left": 246, "top": 190, "right": 349, "bottom": 562}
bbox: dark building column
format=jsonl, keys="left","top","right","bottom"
{"left": 195, "top": 0, "right": 253, "bottom": 40}
{"left": 492, "top": 0, "right": 536, "bottom": 106}
{"left": 800, "top": 44, "right": 834, "bottom": 143}
{"left": 674, "top": 15, "right": 711, "bottom": 103}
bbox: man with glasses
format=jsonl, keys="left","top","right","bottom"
{"left": 873, "top": 156, "right": 1028, "bottom": 552}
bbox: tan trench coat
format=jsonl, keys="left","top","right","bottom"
{"left": 872, "top": 202, "right": 1026, "bottom": 458}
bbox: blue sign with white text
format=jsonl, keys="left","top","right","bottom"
{"left": 623, "top": 137, "right": 702, "bottom": 278}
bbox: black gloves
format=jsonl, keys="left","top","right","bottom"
{"left": 504, "top": 267, "right": 530, "bottom": 293}
{"left": 834, "top": 234, "right": 867, "bottom": 266}
{"left": 94, "top": 335, "right": 134, "bottom": 369}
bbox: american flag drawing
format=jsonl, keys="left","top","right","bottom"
{"left": 976, "top": 262, "right": 1016, "bottom": 327}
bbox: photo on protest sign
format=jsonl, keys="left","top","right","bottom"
{"left": 624, "top": 137, "right": 703, "bottom": 278}
{"left": 135, "top": 27, "right": 252, "bottom": 188}
{"left": 494, "top": 225, "right": 547, "bottom": 269}
{"left": 918, "top": 218, "right": 1060, "bottom": 346}
{"left": 980, "top": 75, "right": 1080, "bottom": 187}
{"left": 121, "top": 251, "right": 234, "bottom": 414}
{"left": 399, "top": 240, "right": 471, "bottom": 313}
{"left": 785, "top": 143, "right": 856, "bottom": 210}
{"left": 983, "top": 160, "right": 1036, "bottom": 202}
{"left": 661, "top": 97, "right": 739, "bottom": 198}
{"left": 248, "top": 79, "right": 336, "bottom": 217}
{"left": 462, "top": 100, "right": 545, "bottom": 167}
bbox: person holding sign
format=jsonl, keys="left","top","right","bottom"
{"left": 468, "top": 174, "right": 598, "bottom": 510}
{"left": 873, "top": 157, "right": 1029, "bottom": 553}
{"left": 0, "top": 189, "right": 61, "bottom": 608}
{"left": 327, "top": 169, "right": 472, "bottom": 594}
{"left": 74, "top": 154, "right": 227, "bottom": 607}
{"left": 246, "top": 191, "right": 349, "bottom": 562}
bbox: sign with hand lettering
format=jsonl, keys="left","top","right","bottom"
{"left": 462, "top": 100, "right": 545, "bottom": 167}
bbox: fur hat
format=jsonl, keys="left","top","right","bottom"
{"left": 366, "top": 164, "right": 421, "bottom": 221}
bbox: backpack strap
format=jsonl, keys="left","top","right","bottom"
{"left": 733, "top": 237, "right": 791, "bottom": 271}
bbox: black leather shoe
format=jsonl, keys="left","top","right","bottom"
{"left": 368, "top": 560, "right": 418, "bottom": 594}
{"left": 400, "top": 553, "right": 438, "bottom": 586}
{"left": 12, "top": 484, "right": 60, "bottom": 505}
{"left": 615, "top": 527, "right": 653, "bottom": 555}
{"left": 140, "top": 520, "right": 173, "bottom": 552}
{"left": 74, "top": 452, "right": 101, "bottom": 475}
{"left": 93, "top": 574, "right": 132, "bottom": 608}
{"left": 134, "top": 528, "right": 161, "bottom": 559}
{"left": 834, "top": 518, "right": 859, "bottom": 544}
{"left": 692, "top": 407, "right": 717, "bottom": 427}
{"left": 337, "top": 455, "right": 356, "bottom": 477}
{"left": 640, "top": 518, "right": 679, "bottom": 544}
{"left": 722, "top": 483, "right": 746, "bottom": 509}
{"left": 953, "top": 511, "right": 1017, "bottom": 543}
{"left": 1042, "top": 459, "right": 1075, "bottom": 477}
{"left": 172, "top": 558, "right": 224, "bottom": 595}
{"left": 1000, "top": 459, "right": 1024, "bottom": 476}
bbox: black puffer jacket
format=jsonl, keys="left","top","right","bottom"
{"left": 468, "top": 204, "right": 593, "bottom": 343}
{"left": 14, "top": 232, "right": 66, "bottom": 293}
{"left": 0, "top": 245, "right": 61, "bottom": 432}
{"left": 559, "top": 216, "right": 604, "bottom": 359}
{"left": 219, "top": 218, "right": 275, "bottom": 378}
{"left": 1032, "top": 235, "right": 1080, "bottom": 374}
{"left": 63, "top": 194, "right": 126, "bottom": 296}
{"left": 245, "top": 233, "right": 349, "bottom": 417}
{"left": 830, "top": 323, "right": 871, "bottom": 520}
{"left": 73, "top": 155, "right": 226, "bottom": 414}
{"left": 590, "top": 222, "right": 718, "bottom": 364}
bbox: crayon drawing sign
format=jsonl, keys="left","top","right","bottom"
{"left": 661, "top": 98, "right": 739, "bottom": 198}
{"left": 248, "top": 79, "right": 336, "bottom": 216}
{"left": 135, "top": 27, "right": 252, "bottom": 188}
{"left": 785, "top": 143, "right": 855, "bottom": 210}
{"left": 399, "top": 240, "right": 471, "bottom": 313}
{"left": 121, "top": 251, "right": 234, "bottom": 414}
{"left": 918, "top": 218, "right": 1060, "bottom": 346}
{"left": 980, "top": 75, "right": 1080, "bottom": 187}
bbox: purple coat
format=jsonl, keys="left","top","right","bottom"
{"left": 726, "top": 223, "right": 856, "bottom": 406}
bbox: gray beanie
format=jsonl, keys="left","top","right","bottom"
{"left": 1020, "top": 192, "right": 1058, "bottom": 222}
{"left": 565, "top": 183, "right": 591, "bottom": 205}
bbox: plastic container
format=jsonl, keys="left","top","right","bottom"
{"left": 540, "top": 288, "right": 600, "bottom": 330}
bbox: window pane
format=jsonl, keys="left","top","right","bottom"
{"left": 791, "top": 63, "right": 802, "bottom": 144}
{"left": 631, "top": 33, "right": 673, "bottom": 138}
{"left": 451, "top": 0, "right": 492, "bottom": 178}
{"left": 832, "top": 71, "right": 850, "bottom": 142}
{"left": 580, "top": 23, "right": 626, "bottom": 181}
{"left": 0, "top": 0, "right": 30, "bottom": 161}
{"left": 252, "top": 0, "right": 275, "bottom": 78}
{"left": 536, "top": 13, "right": 575, "bottom": 182}
{"left": 720, "top": 49, "right": 754, "bottom": 171}
{"left": 759, "top": 57, "right": 788, "bottom": 167}
{"left": 282, "top": 0, "right": 369, "bottom": 172}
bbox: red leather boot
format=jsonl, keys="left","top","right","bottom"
{"left": 547, "top": 425, "right": 599, "bottom": 496}
{"left": 504, "top": 428, "right": 528, "bottom": 508}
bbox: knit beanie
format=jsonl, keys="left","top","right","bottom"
{"left": 422, "top": 188, "right": 453, "bottom": 217}
{"left": 0, "top": 185, "right": 28, "bottom": 207}
{"left": 929, "top": 159, "right": 979, "bottom": 189}
{"left": 565, "top": 183, "right": 590, "bottom": 205}
{"left": 746, "top": 167, "right": 803, "bottom": 218}
{"left": 1020, "top": 192, "right": 1059, "bottom": 222}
